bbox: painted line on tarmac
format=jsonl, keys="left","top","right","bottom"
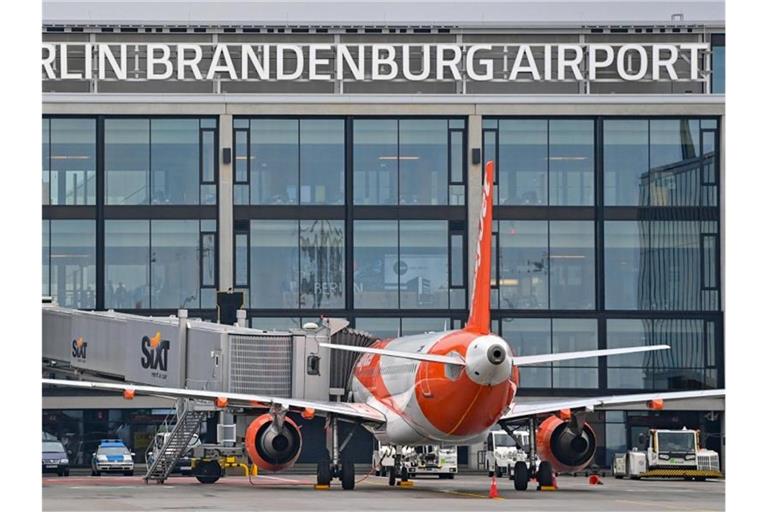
{"left": 615, "top": 499, "right": 720, "bottom": 511}
{"left": 363, "top": 478, "right": 500, "bottom": 499}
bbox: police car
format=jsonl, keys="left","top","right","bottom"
{"left": 91, "top": 440, "right": 135, "bottom": 476}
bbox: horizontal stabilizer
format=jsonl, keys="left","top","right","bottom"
{"left": 318, "top": 342, "right": 466, "bottom": 366}
{"left": 512, "top": 345, "right": 670, "bottom": 367}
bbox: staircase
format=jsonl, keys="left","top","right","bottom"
{"left": 144, "top": 399, "right": 208, "bottom": 484}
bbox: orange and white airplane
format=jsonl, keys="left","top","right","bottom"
{"left": 43, "top": 161, "right": 724, "bottom": 491}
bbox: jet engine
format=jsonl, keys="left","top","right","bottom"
{"left": 244, "top": 414, "right": 302, "bottom": 472}
{"left": 535, "top": 414, "right": 596, "bottom": 473}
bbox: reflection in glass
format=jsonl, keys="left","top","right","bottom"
{"left": 355, "top": 317, "right": 400, "bottom": 339}
{"left": 299, "top": 220, "right": 345, "bottom": 308}
{"left": 497, "top": 120, "right": 547, "bottom": 205}
{"left": 42, "top": 119, "right": 50, "bottom": 205}
{"left": 604, "top": 120, "right": 649, "bottom": 206}
{"left": 251, "top": 120, "right": 299, "bottom": 204}
{"left": 552, "top": 319, "right": 598, "bottom": 388}
{"left": 105, "top": 220, "right": 150, "bottom": 309}
{"left": 399, "top": 120, "right": 448, "bottom": 205}
{"left": 42, "top": 220, "right": 50, "bottom": 296}
{"left": 549, "top": 120, "right": 594, "bottom": 206}
{"left": 502, "top": 318, "right": 550, "bottom": 388}
{"left": 250, "top": 220, "right": 299, "bottom": 308}
{"left": 400, "top": 221, "right": 448, "bottom": 308}
{"left": 151, "top": 220, "right": 200, "bottom": 308}
{"left": 105, "top": 119, "right": 150, "bottom": 205}
{"left": 401, "top": 318, "right": 448, "bottom": 336}
{"left": 606, "top": 319, "right": 652, "bottom": 388}
{"left": 648, "top": 120, "right": 700, "bottom": 207}
{"left": 300, "top": 120, "right": 345, "bottom": 204}
{"left": 353, "top": 120, "right": 398, "bottom": 204}
{"left": 50, "top": 220, "right": 96, "bottom": 308}
{"left": 498, "top": 221, "right": 548, "bottom": 309}
{"left": 50, "top": 118, "right": 96, "bottom": 205}
{"left": 151, "top": 119, "right": 199, "bottom": 204}
{"left": 604, "top": 221, "right": 641, "bottom": 310}
{"left": 712, "top": 43, "right": 725, "bottom": 94}
{"left": 549, "top": 221, "right": 595, "bottom": 309}
{"left": 353, "top": 220, "right": 398, "bottom": 309}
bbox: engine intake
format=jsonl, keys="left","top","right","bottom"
{"left": 245, "top": 414, "right": 302, "bottom": 472}
{"left": 536, "top": 415, "right": 596, "bottom": 473}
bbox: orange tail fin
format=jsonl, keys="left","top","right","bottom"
{"left": 466, "top": 161, "right": 494, "bottom": 334}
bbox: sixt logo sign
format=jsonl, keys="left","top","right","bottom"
{"left": 71, "top": 337, "right": 87, "bottom": 361}
{"left": 141, "top": 331, "right": 170, "bottom": 377}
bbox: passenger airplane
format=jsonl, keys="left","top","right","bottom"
{"left": 43, "top": 161, "right": 724, "bottom": 491}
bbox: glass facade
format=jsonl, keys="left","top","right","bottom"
{"left": 42, "top": 114, "right": 721, "bottom": 393}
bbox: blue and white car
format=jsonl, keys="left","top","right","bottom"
{"left": 91, "top": 440, "right": 135, "bottom": 476}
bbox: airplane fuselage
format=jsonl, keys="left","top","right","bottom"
{"left": 350, "top": 329, "right": 518, "bottom": 445}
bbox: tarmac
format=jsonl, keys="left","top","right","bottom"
{"left": 42, "top": 471, "right": 725, "bottom": 511}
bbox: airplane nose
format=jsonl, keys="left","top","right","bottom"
{"left": 487, "top": 344, "right": 507, "bottom": 365}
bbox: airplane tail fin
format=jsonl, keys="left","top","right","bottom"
{"left": 465, "top": 161, "right": 494, "bottom": 334}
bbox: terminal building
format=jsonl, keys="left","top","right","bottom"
{"left": 41, "top": 0, "right": 725, "bottom": 470}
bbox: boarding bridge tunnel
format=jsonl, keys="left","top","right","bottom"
{"left": 42, "top": 304, "right": 376, "bottom": 403}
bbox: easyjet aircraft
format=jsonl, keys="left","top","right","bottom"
{"left": 43, "top": 161, "right": 725, "bottom": 491}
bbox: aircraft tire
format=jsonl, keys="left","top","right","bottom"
{"left": 537, "top": 461, "right": 554, "bottom": 488}
{"left": 341, "top": 458, "right": 355, "bottom": 490}
{"left": 513, "top": 461, "right": 528, "bottom": 491}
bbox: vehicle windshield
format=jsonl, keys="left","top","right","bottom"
{"left": 99, "top": 447, "right": 129, "bottom": 456}
{"left": 43, "top": 442, "right": 64, "bottom": 452}
{"left": 493, "top": 434, "right": 517, "bottom": 447}
{"left": 657, "top": 432, "right": 696, "bottom": 452}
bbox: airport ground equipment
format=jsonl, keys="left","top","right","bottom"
{"left": 144, "top": 399, "right": 208, "bottom": 483}
{"left": 484, "top": 428, "right": 538, "bottom": 479}
{"left": 612, "top": 428, "right": 722, "bottom": 480}
{"left": 373, "top": 443, "right": 457, "bottom": 479}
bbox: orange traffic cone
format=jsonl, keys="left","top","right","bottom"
{"left": 489, "top": 474, "right": 499, "bottom": 498}
{"left": 588, "top": 474, "right": 604, "bottom": 485}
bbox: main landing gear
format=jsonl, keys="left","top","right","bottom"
{"left": 316, "top": 416, "right": 358, "bottom": 490}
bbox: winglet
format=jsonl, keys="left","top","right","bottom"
{"left": 466, "top": 161, "right": 494, "bottom": 334}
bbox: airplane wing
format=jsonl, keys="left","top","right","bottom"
{"left": 42, "top": 378, "right": 386, "bottom": 424}
{"left": 500, "top": 389, "right": 725, "bottom": 421}
{"left": 511, "top": 345, "right": 669, "bottom": 366}
{"left": 318, "top": 342, "right": 466, "bottom": 366}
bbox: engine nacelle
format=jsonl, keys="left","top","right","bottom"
{"left": 244, "top": 414, "right": 302, "bottom": 472}
{"left": 536, "top": 415, "right": 597, "bottom": 473}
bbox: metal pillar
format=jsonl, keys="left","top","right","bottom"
{"left": 218, "top": 114, "right": 234, "bottom": 292}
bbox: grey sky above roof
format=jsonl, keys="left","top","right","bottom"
{"left": 42, "top": 0, "right": 725, "bottom": 28}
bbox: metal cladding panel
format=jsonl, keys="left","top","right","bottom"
{"left": 69, "top": 311, "right": 128, "bottom": 377}
{"left": 42, "top": 307, "right": 74, "bottom": 362}
{"left": 185, "top": 325, "right": 226, "bottom": 392}
{"left": 228, "top": 334, "right": 293, "bottom": 397}
{"left": 329, "top": 328, "right": 377, "bottom": 392}
{"left": 122, "top": 318, "right": 181, "bottom": 387}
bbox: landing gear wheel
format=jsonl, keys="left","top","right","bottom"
{"left": 388, "top": 466, "right": 396, "bottom": 486}
{"left": 513, "top": 461, "right": 529, "bottom": 491}
{"left": 537, "top": 461, "right": 554, "bottom": 488}
{"left": 495, "top": 465, "right": 503, "bottom": 478}
{"left": 341, "top": 458, "right": 355, "bottom": 490}
{"left": 194, "top": 460, "right": 222, "bottom": 484}
{"left": 400, "top": 465, "right": 409, "bottom": 483}
{"left": 317, "top": 453, "right": 332, "bottom": 486}
{"left": 488, "top": 470, "right": 494, "bottom": 477}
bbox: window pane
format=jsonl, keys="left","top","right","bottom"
{"left": 50, "top": 220, "right": 96, "bottom": 308}
{"left": 553, "top": 319, "right": 598, "bottom": 389}
{"left": 201, "top": 233, "right": 216, "bottom": 287}
{"left": 353, "top": 119, "right": 398, "bottom": 205}
{"left": 250, "top": 220, "right": 299, "bottom": 308}
{"left": 151, "top": 119, "right": 200, "bottom": 204}
{"left": 450, "top": 234, "right": 464, "bottom": 287}
{"left": 42, "top": 119, "right": 50, "bottom": 205}
{"left": 234, "top": 129, "right": 248, "bottom": 183}
{"left": 300, "top": 119, "right": 345, "bottom": 205}
{"left": 401, "top": 318, "right": 448, "bottom": 336}
{"left": 653, "top": 319, "right": 707, "bottom": 390}
{"left": 50, "top": 118, "right": 96, "bottom": 205}
{"left": 502, "top": 318, "right": 551, "bottom": 388}
{"left": 607, "top": 319, "right": 653, "bottom": 389}
{"left": 549, "top": 120, "right": 594, "bottom": 206}
{"left": 499, "top": 221, "right": 548, "bottom": 309}
{"left": 235, "top": 233, "right": 248, "bottom": 287}
{"left": 151, "top": 220, "right": 200, "bottom": 309}
{"left": 105, "top": 220, "right": 150, "bottom": 309}
{"left": 355, "top": 317, "right": 400, "bottom": 339}
{"left": 550, "top": 221, "right": 595, "bottom": 309}
{"left": 712, "top": 43, "right": 725, "bottom": 94}
{"left": 299, "top": 219, "right": 345, "bottom": 308}
{"left": 604, "top": 221, "right": 642, "bottom": 310}
{"left": 251, "top": 119, "right": 298, "bottom": 204}
{"left": 251, "top": 317, "right": 301, "bottom": 331}
{"left": 649, "top": 221, "right": 704, "bottom": 311}
{"left": 106, "top": 119, "right": 149, "bottom": 205}
{"left": 498, "top": 120, "right": 547, "bottom": 206}
{"left": 42, "top": 220, "right": 50, "bottom": 296}
{"left": 649, "top": 120, "right": 700, "bottom": 207}
{"left": 400, "top": 220, "right": 448, "bottom": 309}
{"left": 399, "top": 120, "right": 448, "bottom": 205}
{"left": 604, "top": 120, "right": 649, "bottom": 206}
{"left": 450, "top": 130, "right": 464, "bottom": 183}
{"left": 354, "top": 220, "right": 398, "bottom": 309}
